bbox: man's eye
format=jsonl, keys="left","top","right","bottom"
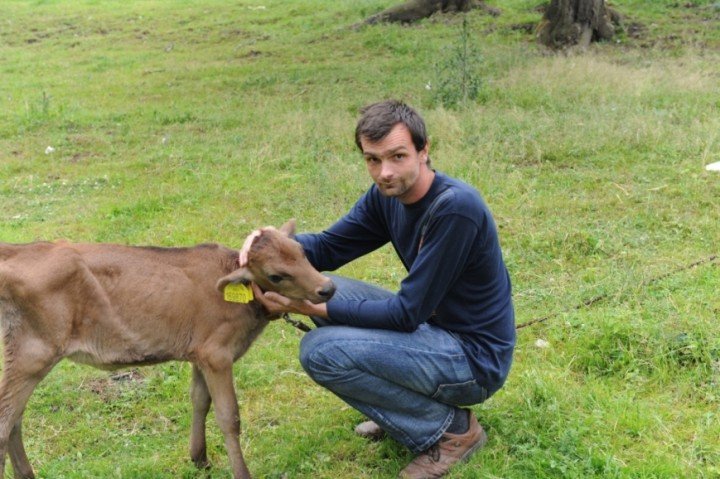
{"left": 267, "top": 275, "right": 283, "bottom": 284}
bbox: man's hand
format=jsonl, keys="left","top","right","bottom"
{"left": 238, "top": 229, "right": 262, "bottom": 267}
{"left": 251, "top": 283, "right": 329, "bottom": 319}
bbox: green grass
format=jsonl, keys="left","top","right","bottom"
{"left": 1, "top": 0, "right": 719, "bottom": 477}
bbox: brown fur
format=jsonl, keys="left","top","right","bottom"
{"left": 0, "top": 220, "right": 334, "bottom": 479}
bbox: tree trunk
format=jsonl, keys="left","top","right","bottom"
{"left": 363, "top": 0, "right": 498, "bottom": 25}
{"left": 537, "top": 0, "right": 617, "bottom": 49}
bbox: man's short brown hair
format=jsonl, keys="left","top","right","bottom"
{"left": 354, "top": 100, "right": 428, "bottom": 154}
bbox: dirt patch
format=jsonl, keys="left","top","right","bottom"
{"left": 626, "top": 22, "right": 646, "bottom": 39}
{"left": 83, "top": 369, "right": 145, "bottom": 402}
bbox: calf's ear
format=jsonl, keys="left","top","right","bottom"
{"left": 279, "top": 219, "right": 296, "bottom": 239}
{"left": 216, "top": 268, "right": 254, "bottom": 291}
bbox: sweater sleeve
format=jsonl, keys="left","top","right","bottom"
{"left": 296, "top": 190, "right": 389, "bottom": 272}
{"left": 326, "top": 213, "right": 480, "bottom": 332}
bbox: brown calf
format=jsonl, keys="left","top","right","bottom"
{"left": 0, "top": 220, "right": 334, "bottom": 479}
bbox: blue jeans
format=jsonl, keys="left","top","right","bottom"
{"left": 298, "top": 275, "right": 489, "bottom": 453}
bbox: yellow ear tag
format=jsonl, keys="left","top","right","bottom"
{"left": 223, "top": 283, "right": 254, "bottom": 303}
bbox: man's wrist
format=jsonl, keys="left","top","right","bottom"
{"left": 302, "top": 302, "right": 328, "bottom": 319}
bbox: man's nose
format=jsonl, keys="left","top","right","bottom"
{"left": 380, "top": 162, "right": 394, "bottom": 179}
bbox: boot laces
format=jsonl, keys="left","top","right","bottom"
{"left": 423, "top": 442, "right": 441, "bottom": 463}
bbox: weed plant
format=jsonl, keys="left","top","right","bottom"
{"left": 0, "top": 0, "right": 719, "bottom": 478}
{"left": 431, "top": 16, "right": 485, "bottom": 108}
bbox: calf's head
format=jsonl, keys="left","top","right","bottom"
{"left": 217, "top": 220, "right": 335, "bottom": 304}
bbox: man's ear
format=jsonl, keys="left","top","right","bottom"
{"left": 279, "top": 219, "right": 296, "bottom": 238}
{"left": 216, "top": 268, "right": 254, "bottom": 291}
{"left": 420, "top": 141, "right": 430, "bottom": 164}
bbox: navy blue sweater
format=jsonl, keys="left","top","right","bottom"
{"left": 296, "top": 172, "right": 515, "bottom": 393}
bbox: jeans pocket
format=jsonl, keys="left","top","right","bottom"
{"left": 431, "top": 380, "right": 488, "bottom": 406}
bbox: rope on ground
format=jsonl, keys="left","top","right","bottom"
{"left": 283, "top": 312, "right": 313, "bottom": 332}
{"left": 516, "top": 254, "right": 719, "bottom": 330}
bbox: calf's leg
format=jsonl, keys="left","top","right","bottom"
{"left": 198, "top": 361, "right": 251, "bottom": 479}
{"left": 0, "top": 343, "right": 57, "bottom": 479}
{"left": 189, "top": 364, "right": 211, "bottom": 469}
{"left": 9, "top": 420, "right": 34, "bottom": 479}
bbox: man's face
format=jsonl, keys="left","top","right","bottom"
{"left": 360, "top": 123, "right": 429, "bottom": 204}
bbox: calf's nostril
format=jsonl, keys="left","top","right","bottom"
{"left": 317, "top": 282, "right": 336, "bottom": 299}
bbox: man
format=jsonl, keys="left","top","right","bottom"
{"left": 241, "top": 100, "right": 515, "bottom": 478}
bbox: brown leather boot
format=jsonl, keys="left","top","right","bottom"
{"left": 398, "top": 413, "right": 487, "bottom": 479}
{"left": 354, "top": 420, "right": 386, "bottom": 441}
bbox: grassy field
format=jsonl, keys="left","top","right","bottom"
{"left": 1, "top": 0, "right": 719, "bottom": 477}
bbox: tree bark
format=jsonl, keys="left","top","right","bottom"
{"left": 363, "top": 0, "right": 499, "bottom": 25}
{"left": 537, "top": 0, "right": 618, "bottom": 49}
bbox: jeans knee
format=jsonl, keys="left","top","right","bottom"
{"left": 298, "top": 328, "right": 327, "bottom": 377}
{"left": 298, "top": 328, "right": 351, "bottom": 384}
